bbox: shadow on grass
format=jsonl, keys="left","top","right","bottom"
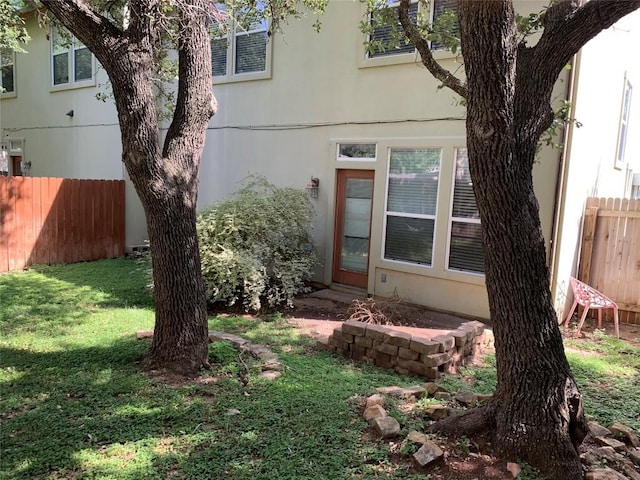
{"left": 0, "top": 328, "right": 421, "bottom": 480}
{"left": 0, "top": 258, "right": 153, "bottom": 337}
{"left": 208, "top": 315, "right": 321, "bottom": 354}
{"left": 32, "top": 257, "right": 154, "bottom": 309}
{"left": 0, "top": 337, "right": 211, "bottom": 480}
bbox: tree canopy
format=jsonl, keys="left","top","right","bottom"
{"left": 0, "top": 0, "right": 29, "bottom": 51}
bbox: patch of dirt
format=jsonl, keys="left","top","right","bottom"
{"left": 289, "top": 293, "right": 474, "bottom": 329}
{"left": 291, "top": 296, "right": 347, "bottom": 318}
{"left": 357, "top": 396, "right": 524, "bottom": 480}
{"left": 563, "top": 319, "right": 640, "bottom": 346}
{"left": 289, "top": 290, "right": 640, "bottom": 346}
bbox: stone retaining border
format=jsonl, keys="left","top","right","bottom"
{"left": 323, "top": 320, "right": 493, "bottom": 379}
{"left": 208, "top": 330, "right": 283, "bottom": 379}
{"left": 135, "top": 330, "right": 283, "bottom": 380}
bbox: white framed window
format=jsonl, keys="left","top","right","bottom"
{"left": 447, "top": 147, "right": 484, "bottom": 274}
{"left": 383, "top": 147, "right": 441, "bottom": 266}
{"left": 51, "top": 27, "right": 95, "bottom": 89}
{"left": 211, "top": 2, "right": 270, "bottom": 83}
{"left": 337, "top": 143, "right": 377, "bottom": 162}
{"left": 368, "top": 1, "right": 419, "bottom": 59}
{"left": 0, "top": 49, "right": 15, "bottom": 96}
{"left": 363, "top": 0, "right": 458, "bottom": 66}
{"left": 615, "top": 76, "right": 632, "bottom": 170}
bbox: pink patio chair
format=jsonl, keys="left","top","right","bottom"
{"left": 564, "top": 277, "right": 619, "bottom": 338}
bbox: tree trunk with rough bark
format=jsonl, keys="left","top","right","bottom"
{"left": 41, "top": 0, "right": 217, "bottom": 375}
{"left": 442, "top": 6, "right": 589, "bottom": 478}
{"left": 463, "top": 2, "right": 586, "bottom": 477}
{"left": 398, "top": 0, "right": 640, "bottom": 478}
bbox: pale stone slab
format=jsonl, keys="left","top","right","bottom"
{"left": 413, "top": 441, "right": 443, "bottom": 467}
{"left": 365, "top": 394, "right": 385, "bottom": 409}
{"left": 585, "top": 468, "right": 628, "bottom": 480}
{"left": 364, "top": 404, "right": 387, "bottom": 424}
{"left": 407, "top": 430, "right": 429, "bottom": 445}
{"left": 609, "top": 421, "right": 639, "bottom": 447}
{"left": 595, "top": 436, "right": 627, "bottom": 452}
{"left": 374, "top": 416, "right": 401, "bottom": 438}
{"left": 455, "top": 391, "right": 478, "bottom": 407}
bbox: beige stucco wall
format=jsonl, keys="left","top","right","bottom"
{"left": 0, "top": 14, "right": 147, "bottom": 247}
{"left": 8, "top": 1, "right": 627, "bottom": 319}
{"left": 198, "top": 0, "right": 564, "bottom": 319}
{"left": 550, "top": 9, "right": 640, "bottom": 320}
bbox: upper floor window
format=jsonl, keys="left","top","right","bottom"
{"left": 615, "top": 76, "right": 632, "bottom": 169}
{"left": 367, "top": 0, "right": 458, "bottom": 59}
{"left": 211, "top": 2, "right": 270, "bottom": 83}
{"left": 1, "top": 49, "right": 15, "bottom": 96}
{"left": 51, "top": 27, "right": 94, "bottom": 88}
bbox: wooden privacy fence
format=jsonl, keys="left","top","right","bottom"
{"left": 0, "top": 177, "right": 125, "bottom": 273}
{"left": 578, "top": 197, "right": 640, "bottom": 325}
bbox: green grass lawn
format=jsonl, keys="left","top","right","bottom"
{"left": 1, "top": 259, "right": 638, "bottom": 479}
{"left": 0, "top": 259, "right": 423, "bottom": 480}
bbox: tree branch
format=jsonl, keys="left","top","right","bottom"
{"left": 162, "top": 0, "right": 217, "bottom": 163}
{"left": 512, "top": 0, "right": 639, "bottom": 146}
{"left": 126, "top": 0, "right": 160, "bottom": 46}
{"left": 534, "top": 0, "right": 640, "bottom": 76}
{"left": 398, "top": 0, "right": 467, "bottom": 99}
{"left": 40, "top": 0, "right": 123, "bottom": 58}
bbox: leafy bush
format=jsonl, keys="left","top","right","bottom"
{"left": 197, "top": 176, "right": 317, "bottom": 311}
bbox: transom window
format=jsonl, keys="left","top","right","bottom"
{"left": 338, "top": 143, "right": 377, "bottom": 161}
{"left": 211, "top": 2, "right": 270, "bottom": 81}
{"left": 51, "top": 27, "right": 94, "bottom": 88}
{"left": 368, "top": 0, "right": 458, "bottom": 59}
{"left": 0, "top": 49, "right": 15, "bottom": 95}
{"left": 383, "top": 148, "right": 441, "bottom": 266}
{"left": 448, "top": 148, "right": 484, "bottom": 274}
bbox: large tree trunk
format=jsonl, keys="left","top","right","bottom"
{"left": 143, "top": 198, "right": 209, "bottom": 373}
{"left": 41, "top": 0, "right": 216, "bottom": 375}
{"left": 430, "top": 2, "right": 587, "bottom": 479}
{"left": 114, "top": 0, "right": 215, "bottom": 375}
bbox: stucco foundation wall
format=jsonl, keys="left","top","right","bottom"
{"left": 326, "top": 320, "right": 493, "bottom": 379}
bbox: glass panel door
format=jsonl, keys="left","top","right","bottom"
{"left": 333, "top": 170, "right": 374, "bottom": 289}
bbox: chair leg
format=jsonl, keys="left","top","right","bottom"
{"left": 576, "top": 304, "right": 591, "bottom": 336}
{"left": 564, "top": 300, "right": 579, "bottom": 329}
{"left": 613, "top": 306, "right": 620, "bottom": 339}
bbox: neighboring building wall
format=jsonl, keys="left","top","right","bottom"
{"left": 0, "top": 14, "right": 147, "bottom": 247}
{"left": 550, "top": 10, "right": 640, "bottom": 319}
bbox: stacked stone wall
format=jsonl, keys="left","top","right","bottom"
{"left": 326, "top": 320, "right": 492, "bottom": 379}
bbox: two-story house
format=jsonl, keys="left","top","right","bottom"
{"left": 1, "top": 1, "right": 638, "bottom": 320}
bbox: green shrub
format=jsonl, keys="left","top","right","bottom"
{"left": 197, "top": 176, "right": 317, "bottom": 311}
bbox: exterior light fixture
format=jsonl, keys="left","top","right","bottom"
{"left": 306, "top": 177, "right": 320, "bottom": 198}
